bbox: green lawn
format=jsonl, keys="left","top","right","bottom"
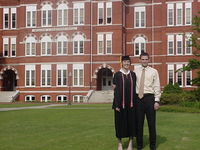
{"left": 0, "top": 104, "right": 200, "bottom": 150}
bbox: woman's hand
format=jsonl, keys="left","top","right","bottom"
{"left": 116, "top": 107, "right": 120, "bottom": 112}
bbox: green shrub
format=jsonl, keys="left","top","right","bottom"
{"left": 160, "top": 91, "right": 197, "bottom": 105}
{"left": 163, "top": 83, "right": 183, "bottom": 93}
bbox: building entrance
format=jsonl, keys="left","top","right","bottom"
{"left": 97, "top": 68, "right": 113, "bottom": 90}
{"left": 3, "top": 70, "right": 17, "bottom": 91}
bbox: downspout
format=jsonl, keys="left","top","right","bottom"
{"left": 90, "top": 0, "right": 93, "bottom": 89}
{"left": 152, "top": 0, "right": 155, "bottom": 67}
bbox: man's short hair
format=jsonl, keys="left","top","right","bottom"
{"left": 140, "top": 52, "right": 149, "bottom": 59}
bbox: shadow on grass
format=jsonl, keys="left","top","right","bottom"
{"left": 121, "top": 135, "right": 167, "bottom": 149}
{"left": 142, "top": 134, "right": 167, "bottom": 149}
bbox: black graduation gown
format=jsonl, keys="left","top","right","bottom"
{"left": 112, "top": 71, "right": 137, "bottom": 138}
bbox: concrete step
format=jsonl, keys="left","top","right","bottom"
{"left": 0, "top": 91, "right": 19, "bottom": 102}
{"left": 88, "top": 90, "right": 114, "bottom": 103}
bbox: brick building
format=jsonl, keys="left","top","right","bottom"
{"left": 0, "top": 0, "right": 199, "bottom": 102}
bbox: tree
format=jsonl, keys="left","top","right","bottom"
{"left": 180, "top": 11, "right": 200, "bottom": 87}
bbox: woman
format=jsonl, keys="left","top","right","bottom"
{"left": 112, "top": 56, "right": 137, "bottom": 150}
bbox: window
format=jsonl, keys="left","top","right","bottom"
{"left": 57, "top": 3, "right": 68, "bottom": 26}
{"left": 26, "top": 6, "right": 36, "bottom": 27}
{"left": 41, "top": 95, "right": 51, "bottom": 102}
{"left": 106, "top": 2, "right": 112, "bottom": 24}
{"left": 176, "top": 64, "right": 183, "bottom": 86}
{"left": 98, "top": 3, "right": 104, "bottom": 24}
{"left": 11, "top": 8, "right": 16, "bottom": 29}
{"left": 25, "top": 65, "right": 35, "bottom": 87}
{"left": 57, "top": 35, "right": 68, "bottom": 55}
{"left": 167, "top": 64, "right": 174, "bottom": 84}
{"left": 185, "top": 70, "right": 192, "bottom": 86}
{"left": 57, "top": 64, "right": 67, "bottom": 86}
{"left": 167, "top": 35, "right": 174, "bottom": 55}
{"left": 73, "top": 95, "right": 84, "bottom": 103}
{"left": 176, "top": 3, "right": 183, "bottom": 26}
{"left": 57, "top": 95, "right": 68, "bottom": 102}
{"left": 185, "top": 33, "right": 192, "bottom": 55}
{"left": 167, "top": 4, "right": 174, "bottom": 26}
{"left": 41, "top": 36, "right": 52, "bottom": 55}
{"left": 73, "top": 35, "right": 84, "bottom": 54}
{"left": 73, "top": 3, "right": 84, "bottom": 25}
{"left": 134, "top": 37, "right": 145, "bottom": 56}
{"left": 41, "top": 65, "right": 51, "bottom": 86}
{"left": 134, "top": 7, "right": 145, "bottom": 28}
{"left": 3, "top": 38, "right": 9, "bottom": 57}
{"left": 106, "top": 34, "right": 112, "bottom": 54}
{"left": 97, "top": 34, "right": 104, "bottom": 54}
{"left": 42, "top": 4, "right": 52, "bottom": 26}
{"left": 176, "top": 35, "right": 183, "bottom": 55}
{"left": 25, "top": 37, "right": 36, "bottom": 56}
{"left": 3, "top": 8, "right": 9, "bottom": 29}
{"left": 25, "top": 95, "right": 35, "bottom": 102}
{"left": 10, "top": 37, "right": 16, "bottom": 57}
{"left": 73, "top": 64, "right": 84, "bottom": 86}
{"left": 185, "top": 3, "right": 192, "bottom": 25}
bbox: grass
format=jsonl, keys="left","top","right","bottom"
{"left": 0, "top": 104, "right": 200, "bottom": 150}
{"left": 0, "top": 103, "right": 48, "bottom": 108}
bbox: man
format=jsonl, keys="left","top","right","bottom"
{"left": 134, "top": 52, "right": 161, "bottom": 150}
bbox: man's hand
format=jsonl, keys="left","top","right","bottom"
{"left": 154, "top": 102, "right": 160, "bottom": 110}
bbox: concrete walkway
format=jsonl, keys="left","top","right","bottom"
{"left": 0, "top": 104, "right": 67, "bottom": 112}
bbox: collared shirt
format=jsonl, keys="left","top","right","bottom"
{"left": 134, "top": 66, "right": 161, "bottom": 102}
{"left": 120, "top": 68, "right": 130, "bottom": 75}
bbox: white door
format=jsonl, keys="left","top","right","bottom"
{"left": 102, "top": 76, "right": 113, "bottom": 90}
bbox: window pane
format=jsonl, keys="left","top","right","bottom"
{"left": 26, "top": 70, "right": 30, "bottom": 86}
{"left": 32, "top": 11, "right": 36, "bottom": 26}
{"left": 27, "top": 12, "right": 31, "bottom": 26}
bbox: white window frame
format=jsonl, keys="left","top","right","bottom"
{"left": 176, "top": 3, "right": 183, "bottom": 26}
{"left": 185, "top": 33, "right": 192, "bottom": 55}
{"left": 167, "top": 35, "right": 174, "bottom": 55}
{"left": 26, "top": 5, "right": 36, "bottom": 27}
{"left": 73, "top": 64, "right": 84, "bottom": 87}
{"left": 25, "top": 65, "right": 36, "bottom": 87}
{"left": 134, "top": 37, "right": 146, "bottom": 56}
{"left": 73, "top": 35, "right": 84, "bottom": 55}
{"left": 57, "top": 35, "right": 68, "bottom": 55}
{"left": 41, "top": 65, "right": 51, "bottom": 87}
{"left": 176, "top": 64, "right": 183, "bottom": 87}
{"left": 97, "top": 34, "right": 104, "bottom": 54}
{"left": 73, "top": 3, "right": 84, "bottom": 25}
{"left": 41, "top": 36, "right": 52, "bottom": 56}
{"left": 57, "top": 3, "right": 68, "bottom": 26}
{"left": 106, "top": 34, "right": 112, "bottom": 54}
{"left": 3, "top": 8, "right": 9, "bottom": 29}
{"left": 11, "top": 8, "right": 16, "bottom": 29}
{"left": 25, "top": 95, "right": 35, "bottom": 102}
{"left": 57, "top": 95, "right": 68, "bottom": 102}
{"left": 176, "top": 34, "right": 183, "bottom": 55}
{"left": 73, "top": 95, "right": 84, "bottom": 103}
{"left": 3, "top": 37, "right": 9, "bottom": 57}
{"left": 25, "top": 37, "right": 36, "bottom": 56}
{"left": 185, "top": 3, "right": 192, "bottom": 25}
{"left": 185, "top": 70, "right": 192, "bottom": 87}
{"left": 134, "top": 7, "right": 146, "bottom": 28}
{"left": 41, "top": 95, "right": 51, "bottom": 102}
{"left": 10, "top": 37, "right": 16, "bottom": 57}
{"left": 41, "top": 4, "right": 52, "bottom": 27}
{"left": 167, "top": 64, "right": 174, "bottom": 84}
{"left": 106, "top": 2, "right": 112, "bottom": 24}
{"left": 98, "top": 3, "right": 104, "bottom": 25}
{"left": 57, "top": 64, "right": 67, "bottom": 87}
{"left": 167, "top": 4, "right": 174, "bottom": 26}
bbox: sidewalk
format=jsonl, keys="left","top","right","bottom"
{"left": 0, "top": 104, "right": 67, "bottom": 112}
